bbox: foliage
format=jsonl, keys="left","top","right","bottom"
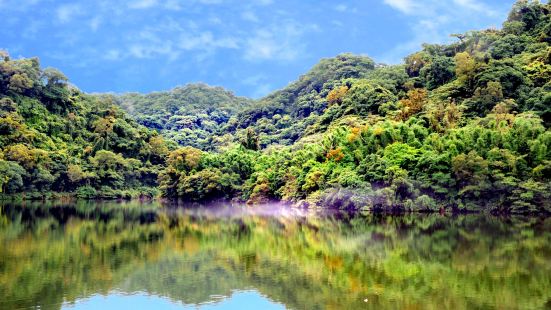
{"left": 0, "top": 54, "right": 169, "bottom": 199}
{"left": 155, "top": 1, "right": 551, "bottom": 213}
{"left": 2, "top": 204, "right": 551, "bottom": 309}
{"left": 1, "top": 1, "right": 550, "bottom": 213}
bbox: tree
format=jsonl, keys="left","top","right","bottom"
{"left": 342, "top": 80, "right": 397, "bottom": 116}
{"left": 398, "top": 88, "right": 428, "bottom": 120}
{"left": 148, "top": 135, "right": 169, "bottom": 164}
{"left": 42, "top": 67, "right": 68, "bottom": 87}
{"left": 4, "top": 144, "right": 36, "bottom": 169}
{"left": 454, "top": 52, "right": 476, "bottom": 85}
{"left": 489, "top": 34, "right": 529, "bottom": 59}
{"left": 452, "top": 151, "right": 490, "bottom": 197}
{"left": 8, "top": 73, "right": 34, "bottom": 93}
{"left": 405, "top": 52, "right": 429, "bottom": 77}
{"left": 0, "top": 160, "right": 25, "bottom": 193}
{"left": 467, "top": 81, "right": 504, "bottom": 116}
{"left": 327, "top": 85, "right": 348, "bottom": 106}
{"left": 241, "top": 128, "right": 260, "bottom": 151}
{"left": 90, "top": 150, "right": 129, "bottom": 188}
{"left": 420, "top": 56, "right": 455, "bottom": 90}
{"left": 178, "top": 168, "right": 229, "bottom": 201}
{"left": 166, "top": 147, "right": 202, "bottom": 173}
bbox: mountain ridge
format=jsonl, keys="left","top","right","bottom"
{"left": 0, "top": 0, "right": 549, "bottom": 213}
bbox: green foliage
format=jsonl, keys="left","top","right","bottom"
{"left": 156, "top": 1, "right": 551, "bottom": 213}
{"left": 420, "top": 56, "right": 455, "bottom": 90}
{"left": 115, "top": 83, "right": 253, "bottom": 151}
{"left": 3, "top": 205, "right": 551, "bottom": 310}
{"left": 2, "top": 1, "right": 550, "bottom": 213}
{"left": 76, "top": 185, "right": 97, "bottom": 199}
{"left": 0, "top": 52, "right": 169, "bottom": 199}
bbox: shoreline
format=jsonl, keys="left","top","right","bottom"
{"left": 1, "top": 195, "right": 549, "bottom": 217}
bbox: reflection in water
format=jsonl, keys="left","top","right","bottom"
{"left": 1, "top": 201, "right": 551, "bottom": 310}
{"left": 62, "top": 291, "right": 285, "bottom": 310}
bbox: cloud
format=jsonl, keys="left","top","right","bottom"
{"left": 244, "top": 23, "right": 309, "bottom": 62}
{"left": 104, "top": 50, "right": 122, "bottom": 61}
{"left": 89, "top": 16, "right": 102, "bottom": 31}
{"left": 242, "top": 11, "right": 259, "bottom": 22}
{"left": 95, "top": 19, "right": 239, "bottom": 62}
{"left": 128, "top": 0, "right": 158, "bottom": 9}
{"left": 56, "top": 4, "right": 82, "bottom": 23}
{"left": 22, "top": 20, "right": 43, "bottom": 39}
{"left": 378, "top": 0, "right": 509, "bottom": 63}
{"left": 383, "top": 0, "right": 498, "bottom": 17}
{"left": 454, "top": 0, "right": 497, "bottom": 15}
{"left": 335, "top": 4, "right": 348, "bottom": 12}
{"left": 383, "top": 0, "right": 416, "bottom": 14}
{"left": 253, "top": 0, "right": 273, "bottom": 5}
{"left": 0, "top": 0, "right": 42, "bottom": 11}
{"left": 197, "top": 0, "right": 224, "bottom": 4}
{"left": 178, "top": 32, "right": 239, "bottom": 51}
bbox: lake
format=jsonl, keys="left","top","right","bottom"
{"left": 0, "top": 201, "right": 550, "bottom": 310}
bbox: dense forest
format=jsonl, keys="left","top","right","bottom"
{"left": 0, "top": 0, "right": 550, "bottom": 213}
{"left": 0, "top": 52, "right": 172, "bottom": 199}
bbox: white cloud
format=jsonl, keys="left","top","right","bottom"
{"left": 378, "top": 0, "right": 509, "bottom": 63}
{"left": 56, "top": 4, "right": 82, "bottom": 23}
{"left": 0, "top": 0, "right": 42, "bottom": 11}
{"left": 244, "top": 23, "right": 313, "bottom": 62}
{"left": 128, "top": 0, "right": 158, "bottom": 9}
{"left": 253, "top": 0, "right": 273, "bottom": 5}
{"left": 335, "top": 4, "right": 348, "bottom": 12}
{"left": 89, "top": 16, "right": 102, "bottom": 31}
{"left": 242, "top": 11, "right": 259, "bottom": 22}
{"left": 209, "top": 16, "right": 222, "bottom": 25}
{"left": 383, "top": 0, "right": 499, "bottom": 16}
{"left": 178, "top": 32, "right": 239, "bottom": 50}
{"left": 104, "top": 49, "right": 122, "bottom": 61}
{"left": 197, "top": 0, "right": 224, "bottom": 4}
{"left": 164, "top": 0, "right": 181, "bottom": 10}
{"left": 454, "top": 0, "right": 497, "bottom": 15}
{"left": 332, "top": 20, "right": 344, "bottom": 27}
{"left": 383, "top": 0, "right": 417, "bottom": 14}
{"left": 22, "top": 20, "right": 42, "bottom": 39}
{"left": 241, "top": 74, "right": 272, "bottom": 98}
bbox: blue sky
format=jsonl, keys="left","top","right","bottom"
{"left": 0, "top": 0, "right": 516, "bottom": 98}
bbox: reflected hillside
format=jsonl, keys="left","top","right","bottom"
{"left": 1, "top": 202, "right": 551, "bottom": 309}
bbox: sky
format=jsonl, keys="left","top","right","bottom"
{"left": 0, "top": 0, "right": 517, "bottom": 98}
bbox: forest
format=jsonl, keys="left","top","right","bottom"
{"left": 0, "top": 0, "right": 550, "bottom": 213}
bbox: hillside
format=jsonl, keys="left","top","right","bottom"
{"left": 230, "top": 53, "right": 379, "bottom": 147}
{"left": 114, "top": 54, "right": 377, "bottom": 150}
{"left": 0, "top": 0, "right": 550, "bottom": 213}
{"left": 115, "top": 84, "right": 253, "bottom": 150}
{"left": 0, "top": 53, "right": 171, "bottom": 199}
{"left": 155, "top": 0, "right": 551, "bottom": 213}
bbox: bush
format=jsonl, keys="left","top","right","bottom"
{"left": 76, "top": 186, "right": 97, "bottom": 199}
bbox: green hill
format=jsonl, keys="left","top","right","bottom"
{"left": 115, "top": 83, "right": 253, "bottom": 150}
{"left": 156, "top": 0, "right": 551, "bottom": 213}
{"left": 0, "top": 0, "right": 550, "bottom": 213}
{"left": 0, "top": 54, "right": 171, "bottom": 199}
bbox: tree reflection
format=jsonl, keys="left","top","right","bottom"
{"left": 1, "top": 202, "right": 550, "bottom": 309}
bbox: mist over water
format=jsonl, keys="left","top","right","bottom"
{"left": 1, "top": 201, "right": 550, "bottom": 309}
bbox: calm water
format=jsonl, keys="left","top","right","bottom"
{"left": 1, "top": 201, "right": 550, "bottom": 310}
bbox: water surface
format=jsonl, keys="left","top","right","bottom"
{"left": 1, "top": 201, "right": 550, "bottom": 309}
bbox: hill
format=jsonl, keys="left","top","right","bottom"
{"left": 156, "top": 0, "right": 551, "bottom": 213}
{"left": 0, "top": 0, "right": 550, "bottom": 213}
{"left": 115, "top": 84, "right": 253, "bottom": 150}
{"left": 0, "top": 53, "right": 171, "bottom": 199}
